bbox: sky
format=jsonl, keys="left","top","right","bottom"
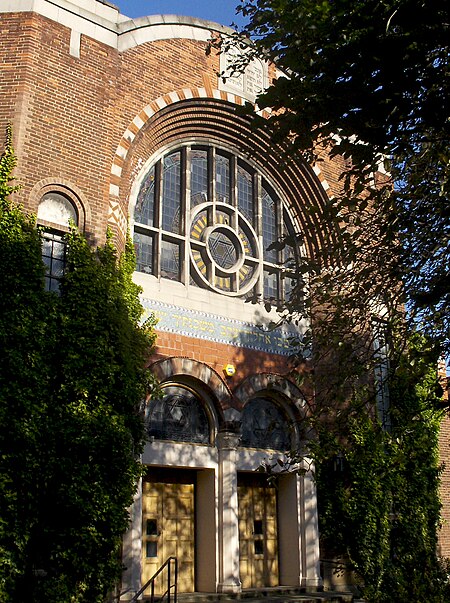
{"left": 114, "top": 1, "right": 247, "bottom": 29}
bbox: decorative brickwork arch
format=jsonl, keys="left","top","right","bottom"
{"left": 149, "top": 356, "right": 234, "bottom": 428}
{"left": 108, "top": 90, "right": 334, "bottom": 259}
{"left": 29, "top": 178, "right": 91, "bottom": 232}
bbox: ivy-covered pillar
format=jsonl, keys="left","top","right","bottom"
{"left": 217, "top": 428, "right": 241, "bottom": 593}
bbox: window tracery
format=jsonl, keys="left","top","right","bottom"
{"left": 134, "top": 145, "right": 299, "bottom": 301}
{"left": 241, "top": 397, "right": 292, "bottom": 451}
{"left": 146, "top": 385, "right": 210, "bottom": 444}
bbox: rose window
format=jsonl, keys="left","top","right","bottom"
{"left": 134, "top": 145, "right": 299, "bottom": 301}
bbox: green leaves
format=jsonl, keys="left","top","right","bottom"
{"left": 315, "top": 337, "right": 449, "bottom": 602}
{"left": 235, "top": 0, "right": 449, "bottom": 354}
{"left": 0, "top": 131, "right": 156, "bottom": 602}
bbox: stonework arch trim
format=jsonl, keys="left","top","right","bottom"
{"left": 149, "top": 357, "right": 232, "bottom": 424}
{"left": 234, "top": 373, "right": 308, "bottom": 418}
{"left": 29, "top": 177, "right": 91, "bottom": 231}
{"left": 118, "top": 18, "right": 234, "bottom": 53}
{"left": 234, "top": 373, "right": 311, "bottom": 450}
{"left": 109, "top": 88, "right": 267, "bottom": 200}
{"left": 108, "top": 90, "right": 331, "bottom": 251}
{"left": 312, "top": 163, "right": 333, "bottom": 200}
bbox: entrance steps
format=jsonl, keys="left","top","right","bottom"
{"left": 164, "top": 588, "right": 360, "bottom": 603}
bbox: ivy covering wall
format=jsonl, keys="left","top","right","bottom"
{"left": 315, "top": 335, "right": 450, "bottom": 602}
{"left": 0, "top": 126, "right": 157, "bottom": 603}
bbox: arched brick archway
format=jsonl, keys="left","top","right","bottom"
{"left": 108, "top": 90, "right": 334, "bottom": 257}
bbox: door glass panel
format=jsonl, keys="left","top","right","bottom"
{"left": 254, "top": 540, "right": 264, "bottom": 555}
{"left": 254, "top": 519, "right": 263, "bottom": 535}
{"left": 146, "top": 519, "right": 158, "bottom": 536}
{"left": 146, "top": 541, "right": 158, "bottom": 558}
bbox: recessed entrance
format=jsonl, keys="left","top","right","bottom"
{"left": 238, "top": 473, "right": 279, "bottom": 588}
{"left": 142, "top": 471, "right": 195, "bottom": 593}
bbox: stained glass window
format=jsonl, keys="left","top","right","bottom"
{"left": 134, "top": 145, "right": 300, "bottom": 301}
{"left": 237, "top": 165, "right": 254, "bottom": 224}
{"left": 191, "top": 150, "right": 208, "bottom": 207}
{"left": 241, "top": 397, "right": 291, "bottom": 451}
{"left": 147, "top": 385, "right": 210, "bottom": 444}
{"left": 135, "top": 165, "right": 155, "bottom": 226}
{"left": 216, "top": 154, "right": 230, "bottom": 204}
{"left": 262, "top": 188, "right": 278, "bottom": 264}
{"left": 161, "top": 152, "right": 181, "bottom": 233}
{"left": 160, "top": 240, "right": 180, "bottom": 281}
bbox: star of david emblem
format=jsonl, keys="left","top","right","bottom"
{"left": 209, "top": 231, "right": 237, "bottom": 269}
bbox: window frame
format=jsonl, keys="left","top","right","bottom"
{"left": 37, "top": 191, "right": 79, "bottom": 293}
{"left": 132, "top": 142, "right": 301, "bottom": 303}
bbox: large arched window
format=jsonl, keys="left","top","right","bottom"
{"left": 241, "top": 397, "right": 292, "bottom": 451}
{"left": 133, "top": 145, "right": 299, "bottom": 301}
{"left": 146, "top": 385, "right": 211, "bottom": 444}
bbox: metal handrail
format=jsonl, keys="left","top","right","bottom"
{"left": 130, "top": 557, "right": 177, "bottom": 603}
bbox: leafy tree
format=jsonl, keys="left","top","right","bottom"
{"left": 221, "top": 0, "right": 449, "bottom": 355}
{"left": 211, "top": 5, "right": 450, "bottom": 599}
{"left": 0, "top": 126, "right": 157, "bottom": 603}
{"left": 315, "top": 336, "right": 450, "bottom": 602}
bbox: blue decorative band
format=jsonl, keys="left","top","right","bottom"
{"left": 141, "top": 298, "right": 300, "bottom": 356}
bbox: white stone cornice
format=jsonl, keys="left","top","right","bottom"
{"left": 1, "top": 0, "right": 236, "bottom": 52}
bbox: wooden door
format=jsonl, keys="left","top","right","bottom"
{"left": 238, "top": 483, "right": 279, "bottom": 588}
{"left": 142, "top": 481, "right": 195, "bottom": 593}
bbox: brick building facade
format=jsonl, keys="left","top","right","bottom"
{"left": 1, "top": 0, "right": 449, "bottom": 597}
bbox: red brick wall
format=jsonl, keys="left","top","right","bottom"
{"left": 0, "top": 13, "right": 119, "bottom": 243}
{"left": 0, "top": 10, "right": 340, "bottom": 246}
{"left": 439, "top": 413, "right": 450, "bottom": 556}
{"left": 152, "top": 330, "right": 293, "bottom": 393}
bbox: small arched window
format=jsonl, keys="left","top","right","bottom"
{"left": 37, "top": 192, "right": 78, "bottom": 292}
{"left": 241, "top": 397, "right": 292, "bottom": 451}
{"left": 133, "top": 145, "right": 300, "bottom": 302}
{"left": 37, "top": 192, "right": 78, "bottom": 227}
{"left": 146, "top": 385, "right": 211, "bottom": 445}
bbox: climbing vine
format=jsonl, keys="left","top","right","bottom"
{"left": 314, "top": 335, "right": 450, "bottom": 602}
{"left": 0, "top": 127, "right": 157, "bottom": 603}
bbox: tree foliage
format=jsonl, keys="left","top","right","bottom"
{"left": 221, "top": 0, "right": 449, "bottom": 355}
{"left": 0, "top": 128, "right": 156, "bottom": 602}
{"left": 210, "top": 5, "right": 450, "bottom": 599}
{"left": 315, "top": 336, "right": 450, "bottom": 602}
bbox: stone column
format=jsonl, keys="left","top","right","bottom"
{"left": 298, "top": 460, "right": 322, "bottom": 589}
{"left": 216, "top": 429, "right": 241, "bottom": 593}
{"left": 120, "top": 478, "right": 143, "bottom": 601}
